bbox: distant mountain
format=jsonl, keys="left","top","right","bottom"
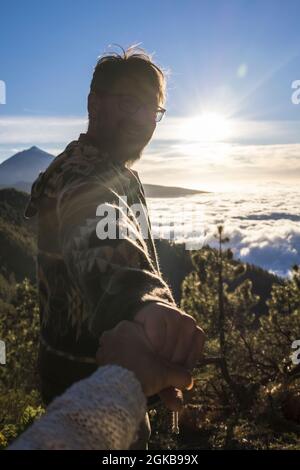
{"left": 143, "top": 184, "right": 206, "bottom": 198}
{"left": 0, "top": 146, "right": 207, "bottom": 197}
{"left": 0, "top": 146, "right": 54, "bottom": 187}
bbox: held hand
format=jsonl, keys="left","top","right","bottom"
{"left": 133, "top": 302, "right": 205, "bottom": 410}
{"left": 96, "top": 320, "right": 193, "bottom": 402}
{"left": 134, "top": 302, "right": 205, "bottom": 369}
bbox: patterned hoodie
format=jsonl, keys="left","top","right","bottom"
{"left": 24, "top": 133, "right": 176, "bottom": 403}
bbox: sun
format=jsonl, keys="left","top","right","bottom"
{"left": 180, "top": 112, "right": 233, "bottom": 142}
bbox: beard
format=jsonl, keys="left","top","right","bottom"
{"left": 98, "top": 122, "right": 151, "bottom": 167}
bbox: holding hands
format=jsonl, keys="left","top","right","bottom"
{"left": 97, "top": 302, "right": 205, "bottom": 411}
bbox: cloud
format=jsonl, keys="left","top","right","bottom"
{"left": 147, "top": 191, "right": 300, "bottom": 277}
{"left": 136, "top": 141, "right": 300, "bottom": 192}
{"left": 233, "top": 213, "right": 300, "bottom": 222}
{"left": 0, "top": 116, "right": 88, "bottom": 143}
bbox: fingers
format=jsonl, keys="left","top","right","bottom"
{"left": 134, "top": 308, "right": 167, "bottom": 354}
{"left": 160, "top": 309, "right": 194, "bottom": 362}
{"left": 96, "top": 320, "right": 150, "bottom": 365}
{"left": 185, "top": 326, "right": 206, "bottom": 369}
{"left": 158, "top": 358, "right": 193, "bottom": 391}
{"left": 168, "top": 314, "right": 204, "bottom": 369}
{"left": 133, "top": 303, "right": 205, "bottom": 372}
{"left": 160, "top": 312, "right": 179, "bottom": 358}
{"left": 95, "top": 318, "right": 202, "bottom": 402}
{"left": 170, "top": 315, "right": 197, "bottom": 365}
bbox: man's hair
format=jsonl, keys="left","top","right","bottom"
{"left": 90, "top": 45, "right": 166, "bottom": 105}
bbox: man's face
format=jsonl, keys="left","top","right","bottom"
{"left": 91, "top": 76, "right": 160, "bottom": 164}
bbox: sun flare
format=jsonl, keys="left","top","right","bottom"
{"left": 180, "top": 112, "right": 233, "bottom": 142}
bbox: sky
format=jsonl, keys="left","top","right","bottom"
{"left": 1, "top": 0, "right": 300, "bottom": 191}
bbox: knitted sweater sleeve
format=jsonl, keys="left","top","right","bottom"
{"left": 8, "top": 365, "right": 146, "bottom": 450}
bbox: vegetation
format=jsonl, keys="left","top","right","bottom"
{"left": 0, "top": 188, "right": 299, "bottom": 449}
{"left": 150, "top": 226, "right": 300, "bottom": 449}
{"left": 0, "top": 277, "right": 43, "bottom": 448}
{"left": 0, "top": 188, "right": 36, "bottom": 281}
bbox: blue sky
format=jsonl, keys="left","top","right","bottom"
{"left": 1, "top": 0, "right": 300, "bottom": 190}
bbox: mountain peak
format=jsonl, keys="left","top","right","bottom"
{"left": 0, "top": 146, "right": 55, "bottom": 186}
{"left": 24, "top": 145, "right": 52, "bottom": 156}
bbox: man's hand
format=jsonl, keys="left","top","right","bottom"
{"left": 133, "top": 302, "right": 205, "bottom": 410}
{"left": 134, "top": 302, "right": 205, "bottom": 369}
{"left": 96, "top": 320, "right": 193, "bottom": 400}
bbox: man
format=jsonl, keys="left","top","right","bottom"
{"left": 24, "top": 46, "right": 204, "bottom": 448}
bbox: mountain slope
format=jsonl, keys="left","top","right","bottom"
{"left": 143, "top": 184, "right": 206, "bottom": 198}
{"left": 0, "top": 188, "right": 37, "bottom": 281}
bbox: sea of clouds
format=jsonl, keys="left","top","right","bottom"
{"left": 147, "top": 189, "right": 300, "bottom": 278}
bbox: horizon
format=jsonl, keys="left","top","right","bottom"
{"left": 0, "top": 144, "right": 209, "bottom": 193}
{"left": 1, "top": 143, "right": 300, "bottom": 194}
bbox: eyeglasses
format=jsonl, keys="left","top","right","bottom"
{"left": 100, "top": 93, "right": 166, "bottom": 123}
